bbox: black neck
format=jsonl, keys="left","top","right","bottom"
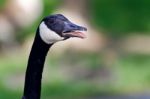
{"left": 22, "top": 29, "right": 53, "bottom": 99}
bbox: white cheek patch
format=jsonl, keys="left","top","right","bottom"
{"left": 39, "top": 22, "right": 64, "bottom": 44}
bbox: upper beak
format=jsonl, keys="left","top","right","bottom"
{"left": 62, "top": 22, "right": 87, "bottom": 39}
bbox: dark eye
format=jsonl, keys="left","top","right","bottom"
{"left": 48, "top": 18, "right": 55, "bottom": 24}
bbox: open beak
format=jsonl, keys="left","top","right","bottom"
{"left": 62, "top": 22, "right": 87, "bottom": 39}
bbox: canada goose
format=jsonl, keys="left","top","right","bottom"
{"left": 22, "top": 14, "right": 87, "bottom": 99}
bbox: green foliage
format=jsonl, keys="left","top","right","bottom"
{"left": 0, "top": 0, "right": 6, "bottom": 8}
{"left": 0, "top": 85, "right": 21, "bottom": 99}
{"left": 116, "top": 55, "right": 150, "bottom": 91}
{"left": 89, "top": 0, "right": 150, "bottom": 37}
{"left": 0, "top": 52, "right": 150, "bottom": 97}
{"left": 43, "top": 0, "right": 60, "bottom": 16}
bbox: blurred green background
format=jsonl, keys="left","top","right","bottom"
{"left": 0, "top": 0, "right": 150, "bottom": 99}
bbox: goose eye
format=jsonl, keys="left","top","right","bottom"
{"left": 48, "top": 19, "right": 55, "bottom": 24}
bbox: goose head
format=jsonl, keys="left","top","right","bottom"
{"left": 39, "top": 14, "right": 87, "bottom": 44}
